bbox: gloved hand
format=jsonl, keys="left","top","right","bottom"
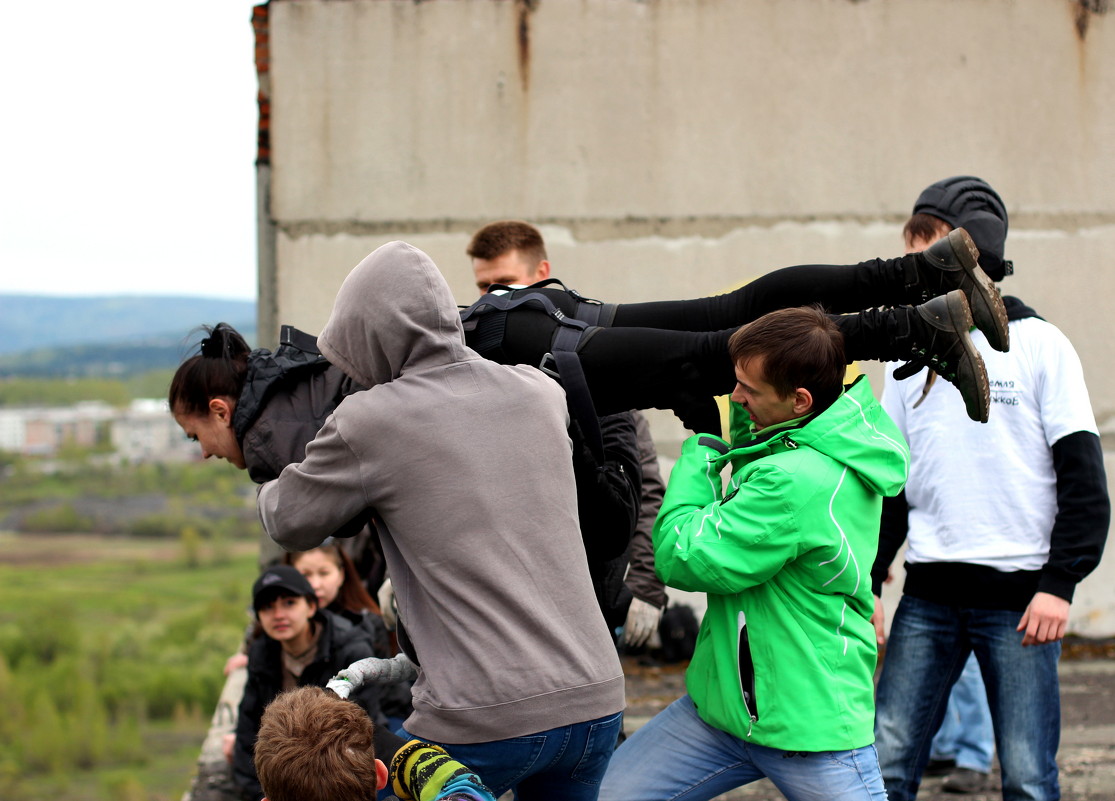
{"left": 622, "top": 597, "right": 664, "bottom": 648}
{"left": 391, "top": 740, "right": 495, "bottom": 801}
{"left": 326, "top": 652, "right": 417, "bottom": 699}
{"left": 377, "top": 577, "right": 397, "bottom": 630}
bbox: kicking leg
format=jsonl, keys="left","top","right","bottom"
{"left": 837, "top": 291, "right": 990, "bottom": 423}
{"left": 610, "top": 228, "right": 1006, "bottom": 351}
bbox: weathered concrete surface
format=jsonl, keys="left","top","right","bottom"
{"left": 259, "top": 0, "right": 1115, "bottom": 633}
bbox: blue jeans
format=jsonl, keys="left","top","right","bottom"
{"left": 875, "top": 595, "right": 1061, "bottom": 801}
{"left": 599, "top": 695, "right": 887, "bottom": 801}
{"left": 400, "top": 711, "right": 622, "bottom": 801}
{"left": 929, "top": 653, "right": 995, "bottom": 772}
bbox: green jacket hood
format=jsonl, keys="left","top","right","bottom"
{"left": 728, "top": 375, "right": 908, "bottom": 499}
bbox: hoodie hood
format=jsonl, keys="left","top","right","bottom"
{"left": 913, "top": 176, "right": 1010, "bottom": 280}
{"left": 1004, "top": 294, "right": 1041, "bottom": 322}
{"left": 729, "top": 375, "right": 909, "bottom": 498}
{"left": 318, "top": 242, "right": 472, "bottom": 388}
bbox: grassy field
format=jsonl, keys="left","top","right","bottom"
{"left": 0, "top": 532, "right": 259, "bottom": 801}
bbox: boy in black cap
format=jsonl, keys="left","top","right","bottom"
{"left": 871, "top": 176, "right": 1110, "bottom": 801}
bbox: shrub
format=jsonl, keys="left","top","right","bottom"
{"left": 70, "top": 677, "right": 110, "bottom": 769}
{"left": 5, "top": 603, "right": 80, "bottom": 668}
{"left": 22, "top": 688, "right": 66, "bottom": 775}
{"left": 180, "top": 525, "right": 203, "bottom": 567}
{"left": 20, "top": 504, "right": 94, "bottom": 534}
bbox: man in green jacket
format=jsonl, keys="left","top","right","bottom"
{"left": 599, "top": 304, "right": 911, "bottom": 801}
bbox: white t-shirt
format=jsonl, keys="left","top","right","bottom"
{"left": 882, "top": 315, "right": 1099, "bottom": 572}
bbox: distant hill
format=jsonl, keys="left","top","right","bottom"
{"left": 0, "top": 295, "right": 256, "bottom": 377}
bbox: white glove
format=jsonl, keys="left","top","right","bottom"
{"left": 377, "top": 577, "right": 397, "bottom": 630}
{"left": 326, "top": 652, "right": 418, "bottom": 699}
{"left": 622, "top": 597, "right": 663, "bottom": 648}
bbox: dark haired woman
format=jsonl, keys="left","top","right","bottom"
{"left": 284, "top": 541, "right": 413, "bottom": 731}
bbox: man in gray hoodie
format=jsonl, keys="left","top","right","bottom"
{"left": 257, "top": 241, "right": 625, "bottom": 800}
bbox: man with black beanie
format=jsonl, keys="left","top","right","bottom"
{"left": 871, "top": 176, "right": 1110, "bottom": 801}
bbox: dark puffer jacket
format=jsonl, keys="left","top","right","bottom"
{"left": 231, "top": 330, "right": 386, "bottom": 584}
{"left": 231, "top": 329, "right": 363, "bottom": 484}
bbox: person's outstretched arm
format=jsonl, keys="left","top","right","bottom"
{"left": 653, "top": 435, "right": 799, "bottom": 594}
{"left": 257, "top": 415, "right": 370, "bottom": 551}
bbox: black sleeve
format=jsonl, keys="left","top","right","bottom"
{"left": 626, "top": 413, "right": 668, "bottom": 608}
{"left": 871, "top": 490, "right": 909, "bottom": 597}
{"left": 571, "top": 412, "right": 643, "bottom": 563}
{"left": 1038, "top": 431, "right": 1110, "bottom": 602}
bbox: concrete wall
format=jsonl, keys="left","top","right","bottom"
{"left": 256, "top": 0, "right": 1115, "bottom": 634}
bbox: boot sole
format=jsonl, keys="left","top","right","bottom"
{"left": 949, "top": 228, "right": 1010, "bottom": 353}
{"left": 943, "top": 290, "right": 990, "bottom": 423}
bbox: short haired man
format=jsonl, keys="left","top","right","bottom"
{"left": 257, "top": 242, "right": 625, "bottom": 799}
{"left": 254, "top": 686, "right": 495, "bottom": 801}
{"left": 468, "top": 220, "right": 551, "bottom": 293}
{"left": 599, "top": 306, "right": 910, "bottom": 801}
{"left": 468, "top": 220, "right": 669, "bottom": 648}
{"left": 871, "top": 177, "right": 1111, "bottom": 801}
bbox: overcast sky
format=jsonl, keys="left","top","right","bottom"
{"left": 1, "top": 1, "right": 260, "bottom": 300}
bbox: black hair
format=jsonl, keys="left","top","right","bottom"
{"left": 168, "top": 323, "right": 252, "bottom": 416}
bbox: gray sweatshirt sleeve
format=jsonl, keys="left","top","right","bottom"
{"left": 257, "top": 415, "right": 370, "bottom": 552}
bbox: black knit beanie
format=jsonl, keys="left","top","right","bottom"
{"left": 913, "top": 176, "right": 1012, "bottom": 280}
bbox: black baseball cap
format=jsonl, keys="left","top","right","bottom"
{"left": 252, "top": 565, "right": 315, "bottom": 613}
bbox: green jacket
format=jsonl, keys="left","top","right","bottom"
{"left": 653, "top": 376, "right": 908, "bottom": 751}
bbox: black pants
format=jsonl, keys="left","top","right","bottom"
{"left": 468, "top": 257, "right": 916, "bottom": 419}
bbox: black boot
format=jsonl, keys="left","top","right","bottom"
{"left": 906, "top": 228, "right": 1009, "bottom": 354}
{"left": 894, "top": 291, "right": 989, "bottom": 423}
{"left": 836, "top": 291, "right": 990, "bottom": 423}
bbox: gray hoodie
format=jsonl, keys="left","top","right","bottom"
{"left": 257, "top": 241, "right": 624, "bottom": 743}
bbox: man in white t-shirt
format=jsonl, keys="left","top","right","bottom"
{"left": 870, "top": 176, "right": 1110, "bottom": 801}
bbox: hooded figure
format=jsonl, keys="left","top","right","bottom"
{"left": 257, "top": 243, "right": 624, "bottom": 767}
{"left": 913, "top": 175, "right": 1011, "bottom": 280}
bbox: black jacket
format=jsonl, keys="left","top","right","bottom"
{"left": 232, "top": 331, "right": 385, "bottom": 584}
{"left": 232, "top": 333, "right": 363, "bottom": 484}
{"left": 571, "top": 412, "right": 643, "bottom": 629}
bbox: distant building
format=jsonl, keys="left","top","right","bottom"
{"left": 112, "top": 399, "right": 198, "bottom": 464}
{"left": 0, "top": 400, "right": 197, "bottom": 463}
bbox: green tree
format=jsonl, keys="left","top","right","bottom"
{"left": 70, "top": 676, "right": 110, "bottom": 769}
{"left": 180, "top": 525, "right": 203, "bottom": 568}
{"left": 22, "top": 688, "right": 68, "bottom": 775}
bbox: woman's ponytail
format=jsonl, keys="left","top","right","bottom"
{"left": 168, "top": 323, "right": 252, "bottom": 416}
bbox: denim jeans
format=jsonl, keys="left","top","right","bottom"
{"left": 400, "top": 711, "right": 622, "bottom": 801}
{"left": 875, "top": 595, "right": 1061, "bottom": 801}
{"left": 598, "top": 695, "right": 887, "bottom": 801}
{"left": 929, "top": 652, "right": 995, "bottom": 772}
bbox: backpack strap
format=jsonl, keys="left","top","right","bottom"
{"left": 495, "top": 278, "right": 615, "bottom": 325}
{"left": 279, "top": 324, "right": 323, "bottom": 356}
{"left": 459, "top": 284, "right": 607, "bottom": 463}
